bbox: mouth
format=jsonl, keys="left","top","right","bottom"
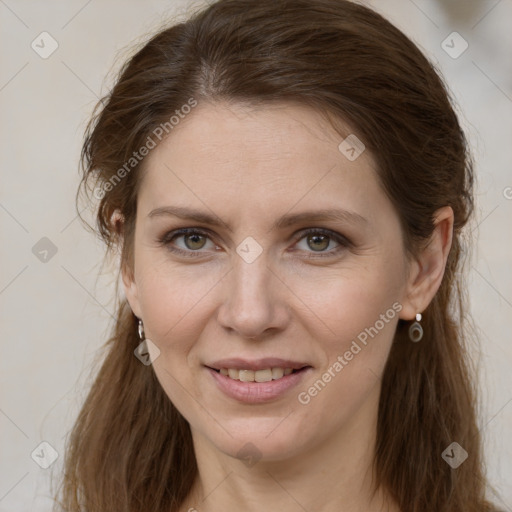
{"left": 204, "top": 363, "right": 313, "bottom": 404}
{"left": 206, "top": 365, "right": 311, "bottom": 382}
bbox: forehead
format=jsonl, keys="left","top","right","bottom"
{"left": 145, "top": 100, "right": 363, "bottom": 173}
{"left": 136, "top": 100, "right": 392, "bottom": 231}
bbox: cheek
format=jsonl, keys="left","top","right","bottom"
{"left": 287, "top": 255, "right": 402, "bottom": 345}
{"left": 293, "top": 295, "right": 399, "bottom": 449}
{"left": 135, "top": 255, "right": 222, "bottom": 347}
{"left": 324, "top": 279, "right": 400, "bottom": 351}
{"left": 290, "top": 260, "right": 402, "bottom": 407}
{"left": 134, "top": 263, "right": 219, "bottom": 420}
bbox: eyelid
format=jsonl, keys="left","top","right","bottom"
{"left": 158, "top": 227, "right": 218, "bottom": 257}
{"left": 158, "top": 226, "right": 351, "bottom": 257}
{"left": 292, "top": 227, "right": 352, "bottom": 248}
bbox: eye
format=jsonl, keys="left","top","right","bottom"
{"left": 157, "top": 227, "right": 351, "bottom": 258}
{"left": 158, "top": 228, "right": 218, "bottom": 257}
{"left": 292, "top": 228, "right": 350, "bottom": 258}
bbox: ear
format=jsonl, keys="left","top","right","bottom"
{"left": 112, "top": 209, "right": 143, "bottom": 319}
{"left": 399, "top": 206, "right": 454, "bottom": 320}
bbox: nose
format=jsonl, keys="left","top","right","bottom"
{"left": 216, "top": 252, "right": 290, "bottom": 340}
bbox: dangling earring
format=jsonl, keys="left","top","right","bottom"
{"left": 408, "top": 313, "right": 423, "bottom": 342}
{"left": 134, "top": 317, "right": 161, "bottom": 365}
{"left": 137, "top": 318, "right": 145, "bottom": 342}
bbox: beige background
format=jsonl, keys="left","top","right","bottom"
{"left": 1, "top": 0, "right": 511, "bottom": 510}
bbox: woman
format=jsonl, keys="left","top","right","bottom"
{"left": 55, "top": 0, "right": 502, "bottom": 510}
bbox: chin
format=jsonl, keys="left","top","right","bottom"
{"left": 202, "top": 421, "right": 310, "bottom": 464}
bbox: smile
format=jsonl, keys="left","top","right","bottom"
{"left": 217, "top": 367, "right": 298, "bottom": 382}
{"left": 206, "top": 366, "right": 312, "bottom": 403}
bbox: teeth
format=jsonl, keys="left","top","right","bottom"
{"left": 239, "top": 370, "right": 255, "bottom": 382}
{"left": 219, "top": 367, "right": 297, "bottom": 382}
{"left": 254, "top": 369, "right": 273, "bottom": 382}
{"left": 272, "top": 368, "right": 284, "bottom": 379}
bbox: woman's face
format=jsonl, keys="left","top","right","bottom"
{"left": 123, "top": 100, "right": 413, "bottom": 461}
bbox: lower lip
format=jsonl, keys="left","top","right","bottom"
{"left": 206, "top": 367, "right": 312, "bottom": 404}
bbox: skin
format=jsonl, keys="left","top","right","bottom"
{"left": 121, "top": 100, "right": 453, "bottom": 512}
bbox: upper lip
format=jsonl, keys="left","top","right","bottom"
{"left": 206, "top": 358, "right": 311, "bottom": 371}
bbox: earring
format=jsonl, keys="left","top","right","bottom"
{"left": 138, "top": 318, "right": 145, "bottom": 342}
{"left": 408, "top": 313, "right": 423, "bottom": 342}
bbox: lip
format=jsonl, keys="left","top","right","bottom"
{"left": 206, "top": 366, "right": 313, "bottom": 404}
{"left": 206, "top": 357, "right": 310, "bottom": 371}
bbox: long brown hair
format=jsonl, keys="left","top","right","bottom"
{"left": 54, "top": 1, "right": 501, "bottom": 510}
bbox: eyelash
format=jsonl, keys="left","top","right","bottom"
{"left": 157, "top": 227, "right": 352, "bottom": 259}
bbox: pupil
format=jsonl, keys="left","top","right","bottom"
{"left": 308, "top": 234, "right": 329, "bottom": 251}
{"left": 185, "top": 234, "right": 206, "bottom": 250}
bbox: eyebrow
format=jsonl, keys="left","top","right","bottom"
{"left": 148, "top": 206, "right": 368, "bottom": 232}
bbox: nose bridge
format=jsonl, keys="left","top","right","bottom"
{"left": 217, "top": 249, "right": 286, "bottom": 338}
